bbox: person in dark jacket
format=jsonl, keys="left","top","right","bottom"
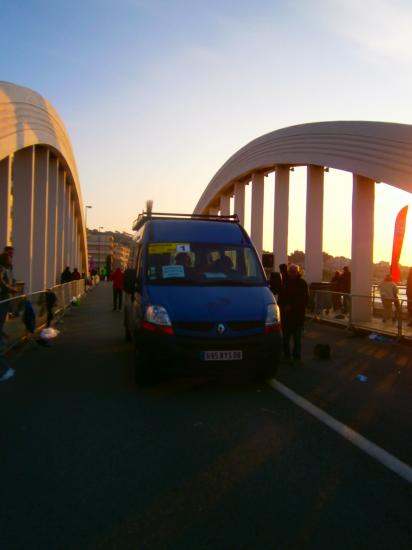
{"left": 330, "top": 270, "right": 342, "bottom": 311}
{"left": 278, "top": 264, "right": 309, "bottom": 364}
{"left": 71, "top": 268, "right": 81, "bottom": 281}
{"left": 339, "top": 266, "right": 351, "bottom": 314}
{"left": 45, "top": 289, "right": 58, "bottom": 327}
{"left": 60, "top": 267, "right": 71, "bottom": 284}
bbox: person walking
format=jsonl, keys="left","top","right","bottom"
{"left": 379, "top": 274, "right": 399, "bottom": 323}
{"left": 407, "top": 267, "right": 412, "bottom": 327}
{"left": 110, "top": 267, "right": 124, "bottom": 311}
{"left": 278, "top": 264, "right": 309, "bottom": 364}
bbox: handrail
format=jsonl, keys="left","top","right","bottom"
{"left": 0, "top": 279, "right": 90, "bottom": 351}
{"left": 306, "top": 288, "right": 411, "bottom": 340}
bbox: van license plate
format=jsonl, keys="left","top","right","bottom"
{"left": 201, "top": 350, "right": 243, "bottom": 361}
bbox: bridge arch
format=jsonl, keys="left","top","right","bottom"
{"left": 0, "top": 81, "right": 87, "bottom": 292}
{"left": 194, "top": 121, "right": 412, "bottom": 321}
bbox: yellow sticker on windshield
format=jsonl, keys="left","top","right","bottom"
{"left": 148, "top": 243, "right": 190, "bottom": 254}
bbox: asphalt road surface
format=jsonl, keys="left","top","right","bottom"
{"left": 1, "top": 284, "right": 411, "bottom": 550}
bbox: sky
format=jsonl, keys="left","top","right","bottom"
{"left": 2, "top": 0, "right": 412, "bottom": 264}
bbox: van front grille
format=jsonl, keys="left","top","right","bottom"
{"left": 175, "top": 321, "right": 263, "bottom": 332}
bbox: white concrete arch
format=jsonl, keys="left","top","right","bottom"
{"left": 194, "top": 121, "right": 412, "bottom": 213}
{"left": 0, "top": 81, "right": 87, "bottom": 291}
{"left": 194, "top": 121, "right": 412, "bottom": 322}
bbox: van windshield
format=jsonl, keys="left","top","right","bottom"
{"left": 145, "top": 242, "right": 266, "bottom": 286}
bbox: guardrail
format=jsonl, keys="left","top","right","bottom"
{"left": 0, "top": 279, "right": 88, "bottom": 350}
{"left": 308, "top": 289, "right": 412, "bottom": 340}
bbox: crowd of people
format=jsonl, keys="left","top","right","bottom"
{"left": 2, "top": 247, "right": 412, "bottom": 377}
{"left": 60, "top": 266, "right": 82, "bottom": 284}
{"left": 330, "top": 266, "right": 351, "bottom": 314}
{"left": 270, "top": 262, "right": 412, "bottom": 365}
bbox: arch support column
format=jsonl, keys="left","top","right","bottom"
{"left": 251, "top": 172, "right": 264, "bottom": 258}
{"left": 219, "top": 194, "right": 231, "bottom": 216}
{"left": 351, "top": 175, "right": 375, "bottom": 322}
{"left": 273, "top": 166, "right": 290, "bottom": 267}
{"left": 71, "top": 209, "right": 77, "bottom": 269}
{"left": 32, "top": 146, "right": 50, "bottom": 292}
{"left": 206, "top": 206, "right": 219, "bottom": 215}
{"left": 47, "top": 157, "right": 59, "bottom": 287}
{"left": 12, "top": 147, "right": 35, "bottom": 292}
{"left": 56, "top": 170, "right": 66, "bottom": 279}
{"left": 234, "top": 182, "right": 245, "bottom": 225}
{"left": 64, "top": 184, "right": 72, "bottom": 268}
{"left": 0, "top": 156, "right": 12, "bottom": 249}
{"left": 305, "top": 165, "right": 324, "bottom": 284}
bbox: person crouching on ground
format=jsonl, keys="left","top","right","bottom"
{"left": 45, "top": 289, "right": 58, "bottom": 327}
{"left": 278, "top": 264, "right": 309, "bottom": 365}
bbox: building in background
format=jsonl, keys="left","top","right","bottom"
{"left": 87, "top": 230, "right": 137, "bottom": 273}
{"left": 87, "top": 230, "right": 114, "bottom": 273}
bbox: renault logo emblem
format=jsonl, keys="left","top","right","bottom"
{"left": 217, "top": 323, "right": 226, "bottom": 335}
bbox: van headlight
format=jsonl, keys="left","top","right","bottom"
{"left": 143, "top": 305, "right": 173, "bottom": 335}
{"left": 265, "top": 303, "right": 281, "bottom": 334}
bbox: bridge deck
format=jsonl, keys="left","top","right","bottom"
{"left": 3, "top": 282, "right": 412, "bottom": 463}
{"left": 1, "top": 282, "right": 411, "bottom": 548}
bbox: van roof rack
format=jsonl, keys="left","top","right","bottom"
{"left": 132, "top": 212, "right": 239, "bottom": 231}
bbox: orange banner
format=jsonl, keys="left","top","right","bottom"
{"left": 391, "top": 205, "right": 408, "bottom": 283}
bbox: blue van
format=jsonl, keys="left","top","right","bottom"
{"left": 123, "top": 212, "right": 281, "bottom": 384}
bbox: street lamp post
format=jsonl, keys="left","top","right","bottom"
{"left": 85, "top": 205, "right": 92, "bottom": 229}
{"left": 98, "top": 226, "right": 103, "bottom": 273}
{"left": 84, "top": 206, "right": 92, "bottom": 274}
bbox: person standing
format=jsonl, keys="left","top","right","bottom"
{"left": 71, "top": 268, "right": 81, "bottom": 281}
{"left": 278, "top": 264, "right": 309, "bottom": 364}
{"left": 407, "top": 267, "right": 412, "bottom": 327}
{"left": 60, "top": 266, "right": 71, "bottom": 284}
{"left": 379, "top": 274, "right": 399, "bottom": 323}
{"left": 110, "top": 267, "right": 124, "bottom": 311}
{"left": 339, "top": 266, "right": 351, "bottom": 314}
{"left": 0, "top": 250, "right": 17, "bottom": 381}
{"left": 0, "top": 251, "right": 17, "bottom": 340}
{"left": 330, "top": 270, "right": 342, "bottom": 311}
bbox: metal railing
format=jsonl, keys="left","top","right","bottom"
{"left": 0, "top": 279, "right": 88, "bottom": 350}
{"left": 307, "top": 289, "right": 412, "bottom": 340}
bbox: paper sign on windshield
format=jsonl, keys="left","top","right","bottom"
{"left": 162, "top": 265, "right": 185, "bottom": 278}
{"left": 176, "top": 244, "right": 190, "bottom": 253}
{"left": 149, "top": 243, "right": 191, "bottom": 254}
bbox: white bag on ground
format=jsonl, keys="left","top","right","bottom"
{"left": 39, "top": 327, "right": 60, "bottom": 340}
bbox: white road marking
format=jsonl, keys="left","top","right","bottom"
{"left": 268, "top": 379, "right": 412, "bottom": 485}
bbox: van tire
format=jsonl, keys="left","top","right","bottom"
{"left": 124, "top": 312, "right": 132, "bottom": 342}
{"left": 266, "top": 362, "right": 278, "bottom": 379}
{"left": 134, "top": 346, "right": 155, "bottom": 386}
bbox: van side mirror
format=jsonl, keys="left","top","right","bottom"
{"left": 123, "top": 268, "right": 137, "bottom": 294}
